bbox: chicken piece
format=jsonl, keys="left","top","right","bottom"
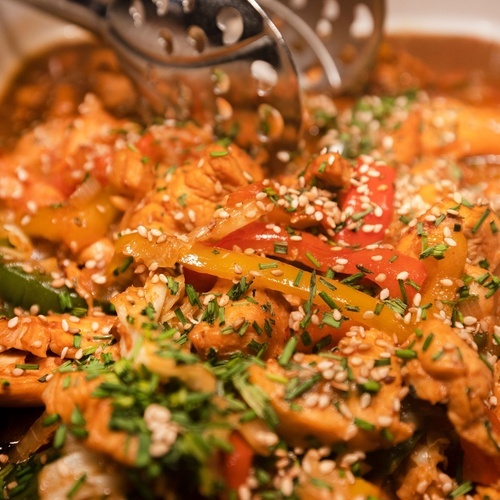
{"left": 402, "top": 319, "right": 500, "bottom": 458}
{"left": 301, "top": 151, "right": 351, "bottom": 190}
{"left": 458, "top": 263, "right": 500, "bottom": 345}
{"left": 395, "top": 432, "right": 457, "bottom": 500}
{"left": 421, "top": 97, "right": 500, "bottom": 159}
{"left": 0, "top": 314, "right": 117, "bottom": 359}
{"left": 42, "top": 371, "right": 138, "bottom": 466}
{"left": 38, "top": 435, "right": 128, "bottom": 500}
{"left": 189, "top": 278, "right": 291, "bottom": 360}
{"left": 398, "top": 198, "right": 500, "bottom": 269}
{"left": 124, "top": 142, "right": 264, "bottom": 234}
{"left": 0, "top": 94, "right": 131, "bottom": 212}
{"left": 0, "top": 350, "right": 61, "bottom": 406}
{"left": 296, "top": 449, "right": 390, "bottom": 500}
{"left": 249, "top": 327, "right": 413, "bottom": 451}
{"left": 459, "top": 203, "right": 500, "bottom": 273}
{"left": 474, "top": 486, "right": 500, "bottom": 500}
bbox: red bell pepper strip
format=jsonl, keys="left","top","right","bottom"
{"left": 217, "top": 221, "right": 427, "bottom": 302}
{"left": 335, "top": 157, "right": 396, "bottom": 247}
{"left": 223, "top": 431, "right": 254, "bottom": 491}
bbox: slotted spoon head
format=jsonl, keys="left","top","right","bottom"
{"left": 104, "top": 0, "right": 303, "bottom": 158}
{"left": 18, "top": 0, "right": 385, "bottom": 161}
{"left": 260, "top": 0, "right": 385, "bottom": 93}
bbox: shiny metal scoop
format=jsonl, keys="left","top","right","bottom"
{"left": 18, "top": 0, "right": 385, "bottom": 160}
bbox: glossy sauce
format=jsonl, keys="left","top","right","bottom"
{"left": 0, "top": 33, "right": 499, "bottom": 457}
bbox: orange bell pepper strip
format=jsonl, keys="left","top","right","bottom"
{"left": 22, "top": 178, "right": 120, "bottom": 253}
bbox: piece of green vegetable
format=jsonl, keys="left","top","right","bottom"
{"left": 0, "top": 263, "right": 87, "bottom": 315}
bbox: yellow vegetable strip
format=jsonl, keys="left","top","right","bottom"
{"left": 181, "top": 242, "right": 413, "bottom": 342}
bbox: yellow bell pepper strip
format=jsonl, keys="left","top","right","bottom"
{"left": 116, "top": 231, "right": 412, "bottom": 341}
{"left": 181, "top": 243, "right": 412, "bottom": 340}
{"left": 21, "top": 177, "right": 121, "bottom": 253}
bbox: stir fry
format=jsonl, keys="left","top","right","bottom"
{"left": 0, "top": 36, "right": 499, "bottom": 499}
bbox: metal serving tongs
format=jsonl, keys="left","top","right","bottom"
{"left": 18, "top": 0, "right": 385, "bottom": 161}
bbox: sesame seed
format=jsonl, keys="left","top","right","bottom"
{"left": 11, "top": 368, "right": 24, "bottom": 377}
{"left": 60, "top": 346, "right": 69, "bottom": 359}
{"left": 377, "top": 415, "right": 393, "bottom": 427}
{"left": 462, "top": 316, "right": 477, "bottom": 326}
{"left": 440, "top": 278, "right": 454, "bottom": 287}
{"left": 7, "top": 317, "right": 19, "bottom": 329}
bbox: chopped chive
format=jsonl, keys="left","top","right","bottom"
{"left": 305, "top": 252, "right": 322, "bottom": 268}
{"left": 358, "top": 380, "right": 381, "bottom": 393}
{"left": 318, "top": 276, "right": 337, "bottom": 291}
{"left": 266, "top": 372, "right": 288, "bottom": 384}
{"left": 472, "top": 208, "right": 490, "bottom": 234}
{"left": 449, "top": 481, "right": 473, "bottom": 498}
{"left": 53, "top": 424, "right": 67, "bottom": 449}
{"left": 278, "top": 336, "right": 299, "bottom": 366}
{"left": 72, "top": 334, "right": 82, "bottom": 349}
{"left": 351, "top": 206, "right": 374, "bottom": 221}
{"left": 273, "top": 242, "right": 288, "bottom": 255}
{"left": 293, "top": 269, "right": 304, "bottom": 287}
{"left": 309, "top": 477, "right": 333, "bottom": 491}
{"left": 285, "top": 374, "right": 321, "bottom": 400}
{"left": 313, "top": 334, "right": 332, "bottom": 353}
{"left": 395, "top": 349, "right": 417, "bottom": 360}
{"left": 14, "top": 363, "right": 39, "bottom": 370}
{"left": 67, "top": 473, "right": 87, "bottom": 499}
{"left": 374, "top": 358, "right": 391, "bottom": 367}
{"left": 431, "top": 349, "right": 444, "bottom": 361}
{"left": 42, "top": 413, "right": 60, "bottom": 426}
{"left": 422, "top": 332, "right": 434, "bottom": 352}
{"left": 258, "top": 262, "right": 278, "bottom": 270}
{"left": 174, "top": 308, "right": 187, "bottom": 324}
{"left": 185, "top": 283, "right": 202, "bottom": 307}
{"left": 322, "top": 312, "right": 342, "bottom": 328}
{"left": 485, "top": 419, "right": 500, "bottom": 452}
{"left": 318, "top": 290, "right": 338, "bottom": 309}
{"left": 210, "top": 150, "right": 229, "bottom": 157}
{"left": 434, "top": 213, "right": 446, "bottom": 226}
{"left": 479, "top": 353, "right": 494, "bottom": 372}
{"left": 354, "top": 417, "right": 375, "bottom": 432}
{"left": 374, "top": 302, "right": 384, "bottom": 315}
{"left": 301, "top": 331, "right": 312, "bottom": 346}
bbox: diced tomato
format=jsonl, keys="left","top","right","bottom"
{"left": 223, "top": 432, "right": 254, "bottom": 491}
{"left": 335, "top": 157, "right": 396, "bottom": 247}
{"left": 217, "top": 221, "right": 427, "bottom": 301}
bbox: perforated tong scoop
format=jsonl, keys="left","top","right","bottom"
{"left": 19, "top": 0, "right": 385, "bottom": 159}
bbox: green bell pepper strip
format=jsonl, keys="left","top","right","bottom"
{"left": 0, "top": 263, "right": 88, "bottom": 316}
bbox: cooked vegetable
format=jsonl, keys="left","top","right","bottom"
{"left": 0, "top": 263, "right": 87, "bottom": 316}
